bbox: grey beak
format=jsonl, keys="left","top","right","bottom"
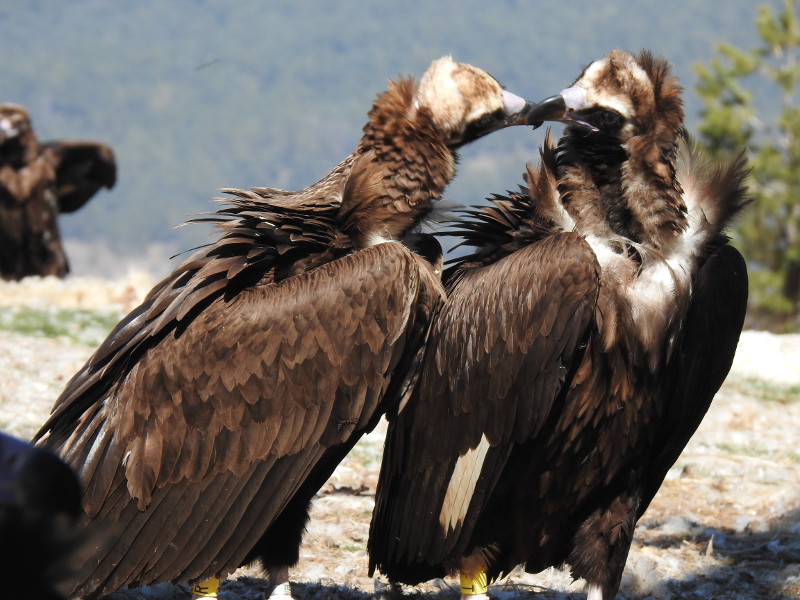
{"left": 500, "top": 90, "right": 545, "bottom": 129}
{"left": 516, "top": 90, "right": 599, "bottom": 132}
{"left": 516, "top": 94, "right": 569, "bottom": 127}
{"left": 504, "top": 99, "right": 551, "bottom": 128}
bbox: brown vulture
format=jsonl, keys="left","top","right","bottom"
{"left": 368, "top": 50, "right": 749, "bottom": 600}
{"left": 0, "top": 103, "right": 116, "bottom": 280}
{"left": 33, "top": 57, "right": 537, "bottom": 599}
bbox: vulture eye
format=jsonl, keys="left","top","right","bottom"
{"left": 456, "top": 108, "right": 505, "bottom": 147}
{"left": 474, "top": 110, "right": 502, "bottom": 130}
{"left": 598, "top": 110, "right": 623, "bottom": 128}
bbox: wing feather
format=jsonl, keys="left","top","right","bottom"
{"left": 639, "top": 243, "right": 748, "bottom": 513}
{"left": 370, "top": 232, "right": 600, "bottom": 579}
{"left": 41, "top": 241, "right": 441, "bottom": 596}
{"left": 39, "top": 140, "right": 117, "bottom": 213}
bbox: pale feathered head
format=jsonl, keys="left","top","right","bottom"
{"left": 0, "top": 103, "right": 35, "bottom": 146}
{"left": 0, "top": 104, "right": 39, "bottom": 166}
{"left": 413, "top": 56, "right": 535, "bottom": 147}
{"left": 521, "top": 49, "right": 684, "bottom": 146}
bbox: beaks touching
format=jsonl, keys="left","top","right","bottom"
{"left": 517, "top": 86, "right": 599, "bottom": 132}
{"left": 502, "top": 90, "right": 543, "bottom": 129}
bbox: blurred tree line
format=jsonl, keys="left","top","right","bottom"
{"left": 3, "top": 1, "right": 765, "bottom": 277}
{"left": 695, "top": 0, "right": 800, "bottom": 330}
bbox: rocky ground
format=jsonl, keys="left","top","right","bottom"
{"left": 1, "top": 275, "right": 799, "bottom": 600}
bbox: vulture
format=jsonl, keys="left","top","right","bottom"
{"left": 33, "top": 56, "right": 536, "bottom": 599}
{"left": 368, "top": 49, "right": 749, "bottom": 600}
{"left": 0, "top": 431, "right": 85, "bottom": 600}
{"left": 0, "top": 103, "right": 116, "bottom": 280}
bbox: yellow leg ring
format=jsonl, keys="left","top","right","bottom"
{"left": 192, "top": 575, "right": 220, "bottom": 598}
{"left": 460, "top": 570, "right": 488, "bottom": 595}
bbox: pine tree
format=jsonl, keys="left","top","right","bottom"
{"left": 694, "top": 0, "right": 800, "bottom": 328}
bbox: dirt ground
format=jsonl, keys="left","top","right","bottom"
{"left": 1, "top": 275, "right": 799, "bottom": 600}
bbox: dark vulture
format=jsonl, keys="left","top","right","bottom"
{"left": 0, "top": 431, "right": 85, "bottom": 600}
{"left": 368, "top": 49, "right": 749, "bottom": 600}
{"left": 33, "top": 57, "right": 536, "bottom": 599}
{"left": 0, "top": 103, "right": 116, "bottom": 280}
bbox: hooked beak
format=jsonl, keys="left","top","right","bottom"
{"left": 501, "top": 90, "right": 545, "bottom": 128}
{"left": 517, "top": 87, "right": 599, "bottom": 132}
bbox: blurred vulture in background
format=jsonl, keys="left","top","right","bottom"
{"left": 34, "top": 57, "right": 536, "bottom": 599}
{"left": 0, "top": 103, "right": 116, "bottom": 280}
{"left": 0, "top": 431, "right": 85, "bottom": 600}
{"left": 368, "top": 50, "right": 749, "bottom": 600}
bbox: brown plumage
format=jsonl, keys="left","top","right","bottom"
{"left": 368, "top": 50, "right": 749, "bottom": 600}
{"left": 0, "top": 103, "right": 116, "bottom": 280}
{"left": 33, "top": 56, "right": 534, "bottom": 599}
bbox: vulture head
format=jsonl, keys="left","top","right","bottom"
{"left": 413, "top": 55, "right": 533, "bottom": 148}
{"left": 0, "top": 103, "right": 38, "bottom": 167}
{"left": 526, "top": 49, "right": 684, "bottom": 145}
{"left": 523, "top": 50, "right": 687, "bottom": 250}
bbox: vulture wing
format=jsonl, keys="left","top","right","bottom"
{"left": 640, "top": 242, "right": 748, "bottom": 515}
{"left": 40, "top": 140, "right": 116, "bottom": 213}
{"left": 370, "top": 232, "right": 600, "bottom": 579}
{"left": 37, "top": 241, "right": 440, "bottom": 594}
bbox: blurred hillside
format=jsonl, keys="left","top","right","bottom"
{"left": 1, "top": 1, "right": 775, "bottom": 277}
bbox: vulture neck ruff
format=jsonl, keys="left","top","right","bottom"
{"left": 451, "top": 52, "right": 745, "bottom": 364}
{"left": 340, "top": 76, "right": 455, "bottom": 248}
{"left": 560, "top": 50, "right": 687, "bottom": 253}
{"left": 554, "top": 51, "right": 696, "bottom": 359}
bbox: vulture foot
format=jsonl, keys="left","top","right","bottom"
{"left": 372, "top": 577, "right": 405, "bottom": 599}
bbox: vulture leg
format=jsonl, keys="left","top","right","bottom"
{"left": 244, "top": 461, "right": 320, "bottom": 599}
{"left": 586, "top": 585, "right": 604, "bottom": 600}
{"left": 458, "top": 555, "right": 490, "bottom": 600}
{"left": 567, "top": 495, "right": 638, "bottom": 600}
{"left": 267, "top": 565, "right": 292, "bottom": 599}
{"left": 246, "top": 492, "right": 311, "bottom": 570}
